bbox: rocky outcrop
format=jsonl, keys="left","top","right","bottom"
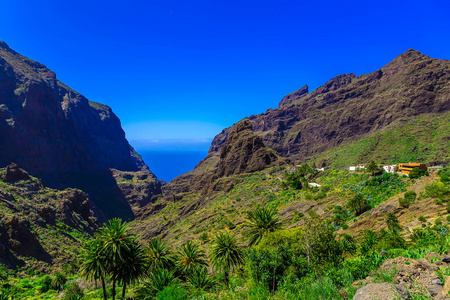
{"left": 0, "top": 41, "right": 160, "bottom": 219}
{"left": 278, "top": 84, "right": 309, "bottom": 107}
{"left": 209, "top": 49, "right": 450, "bottom": 164}
{"left": 3, "top": 163, "right": 30, "bottom": 182}
{"left": 0, "top": 166, "right": 98, "bottom": 267}
{"left": 215, "top": 119, "right": 285, "bottom": 177}
{"left": 112, "top": 169, "right": 162, "bottom": 218}
{"left": 354, "top": 255, "right": 450, "bottom": 299}
{"left": 353, "top": 282, "right": 401, "bottom": 300}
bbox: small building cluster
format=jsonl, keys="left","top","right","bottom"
{"left": 348, "top": 162, "right": 427, "bottom": 175}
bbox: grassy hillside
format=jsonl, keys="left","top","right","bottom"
{"left": 314, "top": 112, "right": 450, "bottom": 167}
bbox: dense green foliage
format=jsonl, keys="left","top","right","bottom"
{"left": 2, "top": 166, "right": 450, "bottom": 299}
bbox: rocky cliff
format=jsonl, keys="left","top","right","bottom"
{"left": 0, "top": 41, "right": 161, "bottom": 219}
{"left": 210, "top": 49, "right": 450, "bottom": 164}
{"left": 0, "top": 164, "right": 98, "bottom": 269}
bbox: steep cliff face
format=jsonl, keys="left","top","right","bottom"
{"left": 0, "top": 41, "right": 147, "bottom": 175}
{"left": 0, "top": 41, "right": 160, "bottom": 219}
{"left": 210, "top": 49, "right": 450, "bottom": 164}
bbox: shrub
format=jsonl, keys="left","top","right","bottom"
{"left": 409, "top": 167, "right": 429, "bottom": 179}
{"left": 425, "top": 182, "right": 450, "bottom": 201}
{"left": 157, "top": 284, "right": 189, "bottom": 300}
{"left": 435, "top": 218, "right": 442, "bottom": 226}
{"left": 418, "top": 215, "right": 426, "bottom": 222}
{"left": 307, "top": 210, "right": 320, "bottom": 219}
{"left": 447, "top": 215, "right": 450, "bottom": 223}
{"left": 347, "top": 194, "right": 369, "bottom": 216}
{"left": 63, "top": 282, "right": 84, "bottom": 300}
{"left": 398, "top": 198, "right": 410, "bottom": 208}
{"left": 404, "top": 191, "right": 417, "bottom": 202}
{"left": 199, "top": 232, "right": 208, "bottom": 243}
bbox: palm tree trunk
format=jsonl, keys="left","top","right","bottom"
{"left": 101, "top": 277, "right": 107, "bottom": 300}
{"left": 112, "top": 278, "right": 116, "bottom": 300}
{"left": 121, "top": 282, "right": 127, "bottom": 299}
{"left": 224, "top": 269, "right": 229, "bottom": 288}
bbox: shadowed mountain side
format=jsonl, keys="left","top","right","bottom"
{"left": 0, "top": 41, "right": 161, "bottom": 220}
{"left": 0, "top": 164, "right": 98, "bottom": 268}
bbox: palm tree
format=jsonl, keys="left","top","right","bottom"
{"left": 209, "top": 232, "right": 244, "bottom": 287}
{"left": 147, "top": 238, "right": 176, "bottom": 272}
{"left": 367, "top": 160, "right": 380, "bottom": 176}
{"left": 347, "top": 194, "right": 369, "bottom": 216}
{"left": 176, "top": 240, "right": 208, "bottom": 277}
{"left": 186, "top": 265, "right": 216, "bottom": 293}
{"left": 98, "top": 218, "right": 140, "bottom": 300}
{"left": 116, "top": 241, "right": 147, "bottom": 300}
{"left": 79, "top": 239, "right": 108, "bottom": 300}
{"left": 51, "top": 272, "right": 67, "bottom": 291}
{"left": 244, "top": 206, "right": 283, "bottom": 247}
{"left": 134, "top": 268, "right": 177, "bottom": 300}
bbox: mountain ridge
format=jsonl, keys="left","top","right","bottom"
{"left": 0, "top": 40, "right": 161, "bottom": 220}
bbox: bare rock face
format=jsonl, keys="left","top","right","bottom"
{"left": 353, "top": 282, "right": 401, "bottom": 300}
{"left": 215, "top": 119, "right": 284, "bottom": 177}
{"left": 209, "top": 49, "right": 450, "bottom": 164}
{"left": 3, "top": 163, "right": 30, "bottom": 182}
{"left": 278, "top": 84, "right": 309, "bottom": 107}
{"left": 0, "top": 41, "right": 160, "bottom": 219}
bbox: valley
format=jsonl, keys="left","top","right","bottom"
{"left": 0, "top": 41, "right": 450, "bottom": 299}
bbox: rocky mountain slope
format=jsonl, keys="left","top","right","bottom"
{"left": 210, "top": 49, "right": 450, "bottom": 165}
{"left": 0, "top": 163, "right": 97, "bottom": 270}
{"left": 132, "top": 49, "right": 450, "bottom": 246}
{"left": 0, "top": 41, "right": 161, "bottom": 220}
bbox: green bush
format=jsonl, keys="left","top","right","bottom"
{"left": 409, "top": 167, "right": 429, "bottom": 179}
{"left": 63, "top": 281, "right": 84, "bottom": 300}
{"left": 418, "top": 215, "right": 426, "bottom": 222}
{"left": 425, "top": 182, "right": 450, "bottom": 202}
{"left": 347, "top": 194, "right": 369, "bottom": 216}
{"left": 439, "top": 167, "right": 450, "bottom": 183}
{"left": 404, "top": 191, "right": 417, "bottom": 202}
{"left": 435, "top": 218, "right": 442, "bottom": 226}
{"left": 157, "top": 284, "right": 189, "bottom": 300}
{"left": 307, "top": 210, "right": 320, "bottom": 219}
{"left": 398, "top": 198, "right": 410, "bottom": 208}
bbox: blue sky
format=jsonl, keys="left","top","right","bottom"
{"left": 1, "top": 0, "right": 450, "bottom": 148}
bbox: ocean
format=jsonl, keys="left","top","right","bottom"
{"left": 139, "top": 150, "right": 208, "bottom": 182}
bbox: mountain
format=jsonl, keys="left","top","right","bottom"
{"left": 211, "top": 49, "right": 450, "bottom": 165}
{"left": 132, "top": 49, "right": 450, "bottom": 244}
{"left": 0, "top": 41, "right": 161, "bottom": 220}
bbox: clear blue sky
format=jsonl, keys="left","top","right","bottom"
{"left": 1, "top": 0, "right": 450, "bottom": 146}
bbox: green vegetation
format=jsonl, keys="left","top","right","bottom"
{"left": 244, "top": 205, "right": 283, "bottom": 246}
{"left": 315, "top": 112, "right": 450, "bottom": 167}
{"left": 1, "top": 163, "right": 450, "bottom": 299}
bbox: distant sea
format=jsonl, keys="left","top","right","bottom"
{"left": 139, "top": 150, "right": 208, "bottom": 182}
{"left": 131, "top": 138, "right": 213, "bottom": 182}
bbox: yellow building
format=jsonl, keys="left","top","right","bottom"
{"left": 398, "top": 163, "right": 427, "bottom": 175}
